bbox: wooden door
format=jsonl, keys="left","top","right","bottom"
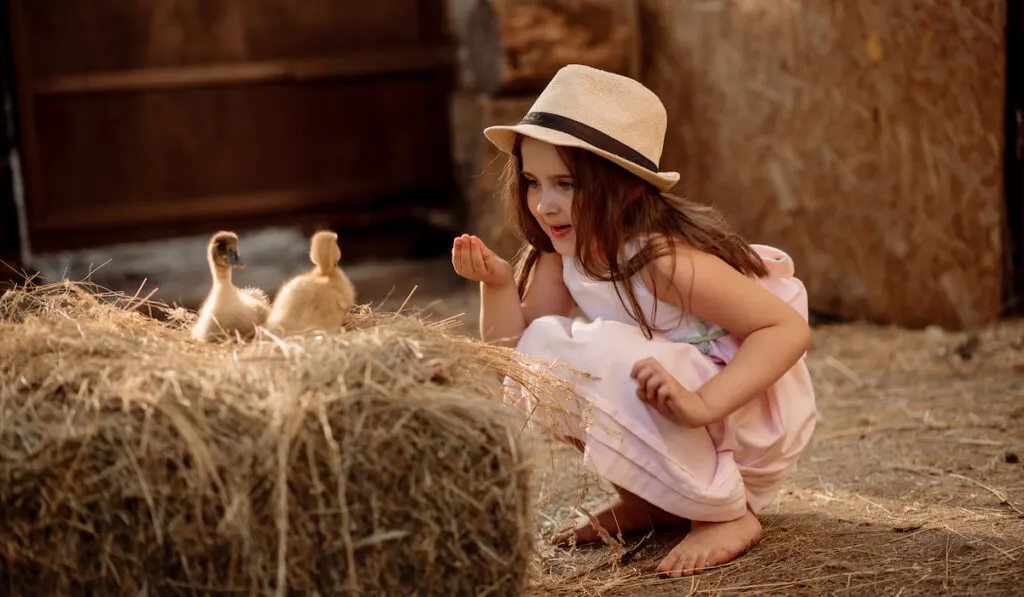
{"left": 6, "top": 0, "right": 456, "bottom": 253}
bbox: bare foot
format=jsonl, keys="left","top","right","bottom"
{"left": 554, "top": 492, "right": 687, "bottom": 546}
{"left": 656, "top": 508, "right": 762, "bottom": 577}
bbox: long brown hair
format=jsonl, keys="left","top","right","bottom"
{"left": 503, "top": 134, "right": 767, "bottom": 339}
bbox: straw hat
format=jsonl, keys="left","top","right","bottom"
{"left": 483, "top": 64, "right": 680, "bottom": 190}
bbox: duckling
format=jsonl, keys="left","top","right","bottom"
{"left": 266, "top": 230, "right": 356, "bottom": 336}
{"left": 191, "top": 231, "right": 270, "bottom": 342}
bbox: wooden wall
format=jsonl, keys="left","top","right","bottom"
{"left": 641, "top": 0, "right": 1007, "bottom": 329}
{"left": 8, "top": 0, "right": 456, "bottom": 255}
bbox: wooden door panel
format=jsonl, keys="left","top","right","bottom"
{"left": 20, "top": 0, "right": 428, "bottom": 76}
{"left": 31, "top": 75, "right": 448, "bottom": 229}
{"left": 8, "top": 0, "right": 456, "bottom": 253}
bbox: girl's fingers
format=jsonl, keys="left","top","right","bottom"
{"left": 630, "top": 358, "right": 652, "bottom": 379}
{"left": 459, "top": 235, "right": 475, "bottom": 274}
{"left": 474, "top": 236, "right": 494, "bottom": 260}
{"left": 655, "top": 384, "right": 672, "bottom": 414}
{"left": 452, "top": 238, "right": 464, "bottom": 273}
{"left": 646, "top": 374, "right": 661, "bottom": 402}
{"left": 635, "top": 366, "right": 662, "bottom": 405}
{"left": 636, "top": 378, "right": 650, "bottom": 402}
{"left": 633, "top": 364, "right": 655, "bottom": 386}
{"left": 470, "top": 237, "right": 487, "bottom": 272}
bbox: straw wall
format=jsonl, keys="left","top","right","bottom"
{"left": 642, "top": 0, "right": 1007, "bottom": 328}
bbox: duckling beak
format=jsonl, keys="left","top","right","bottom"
{"left": 227, "top": 248, "right": 245, "bottom": 268}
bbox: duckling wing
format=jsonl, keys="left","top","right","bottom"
{"left": 239, "top": 286, "right": 271, "bottom": 323}
{"left": 241, "top": 286, "right": 270, "bottom": 306}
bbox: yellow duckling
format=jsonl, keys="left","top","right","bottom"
{"left": 266, "top": 230, "right": 356, "bottom": 336}
{"left": 191, "top": 231, "right": 270, "bottom": 342}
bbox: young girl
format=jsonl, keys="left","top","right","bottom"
{"left": 451, "top": 65, "right": 816, "bottom": 578}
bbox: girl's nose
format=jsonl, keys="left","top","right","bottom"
{"left": 537, "top": 192, "right": 560, "bottom": 215}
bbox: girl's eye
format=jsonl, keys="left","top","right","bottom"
{"left": 524, "top": 179, "right": 539, "bottom": 188}
{"left": 558, "top": 181, "right": 574, "bottom": 191}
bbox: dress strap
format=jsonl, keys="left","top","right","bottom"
{"left": 676, "top": 318, "right": 727, "bottom": 355}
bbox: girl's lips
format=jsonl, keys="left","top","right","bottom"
{"left": 550, "top": 224, "right": 573, "bottom": 239}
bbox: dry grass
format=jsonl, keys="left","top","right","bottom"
{"left": 3, "top": 276, "right": 1022, "bottom": 595}
{"left": 0, "top": 278, "right": 576, "bottom": 596}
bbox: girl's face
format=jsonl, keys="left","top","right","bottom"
{"left": 520, "top": 136, "right": 576, "bottom": 256}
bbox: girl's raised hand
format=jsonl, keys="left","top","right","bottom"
{"left": 452, "top": 234, "right": 514, "bottom": 287}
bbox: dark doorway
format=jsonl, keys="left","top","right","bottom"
{"left": 0, "top": 0, "right": 21, "bottom": 287}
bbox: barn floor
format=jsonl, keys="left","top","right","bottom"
{"left": 18, "top": 229, "right": 1024, "bottom": 596}
{"left": 525, "top": 320, "right": 1024, "bottom": 596}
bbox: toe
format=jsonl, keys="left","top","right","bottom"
{"left": 674, "top": 556, "right": 694, "bottom": 577}
{"left": 672, "top": 550, "right": 700, "bottom": 578}
{"left": 656, "top": 549, "right": 683, "bottom": 578}
{"left": 690, "top": 552, "right": 710, "bottom": 574}
{"left": 656, "top": 553, "right": 673, "bottom": 575}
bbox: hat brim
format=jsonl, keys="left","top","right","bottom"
{"left": 483, "top": 123, "right": 680, "bottom": 191}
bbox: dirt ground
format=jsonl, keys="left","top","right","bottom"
{"left": 521, "top": 320, "right": 1024, "bottom": 596}
{"left": 19, "top": 232, "right": 1024, "bottom": 595}
{"left": 340, "top": 265, "right": 1024, "bottom": 595}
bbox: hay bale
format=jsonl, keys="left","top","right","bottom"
{"left": 642, "top": 0, "right": 1006, "bottom": 329}
{"left": 0, "top": 280, "right": 549, "bottom": 596}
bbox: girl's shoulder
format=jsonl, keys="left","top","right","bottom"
{"left": 528, "top": 250, "right": 568, "bottom": 284}
{"left": 632, "top": 234, "right": 797, "bottom": 281}
{"left": 627, "top": 233, "right": 715, "bottom": 268}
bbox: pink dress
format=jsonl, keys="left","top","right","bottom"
{"left": 506, "top": 244, "right": 817, "bottom": 522}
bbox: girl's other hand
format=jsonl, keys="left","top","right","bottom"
{"left": 631, "top": 357, "right": 714, "bottom": 427}
{"left": 452, "top": 234, "right": 514, "bottom": 287}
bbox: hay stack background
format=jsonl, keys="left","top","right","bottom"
{"left": 642, "top": 0, "right": 1006, "bottom": 329}
{"left": 0, "top": 281, "right": 545, "bottom": 596}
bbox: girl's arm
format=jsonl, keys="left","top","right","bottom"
{"left": 641, "top": 243, "right": 811, "bottom": 423}
{"left": 453, "top": 235, "right": 574, "bottom": 346}
{"left": 520, "top": 250, "right": 576, "bottom": 324}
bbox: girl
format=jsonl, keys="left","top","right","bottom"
{"left": 452, "top": 65, "right": 816, "bottom": 578}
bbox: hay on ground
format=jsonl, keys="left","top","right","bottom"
{"left": 0, "top": 279, "right": 571, "bottom": 596}
{"left": 525, "top": 318, "right": 1024, "bottom": 596}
